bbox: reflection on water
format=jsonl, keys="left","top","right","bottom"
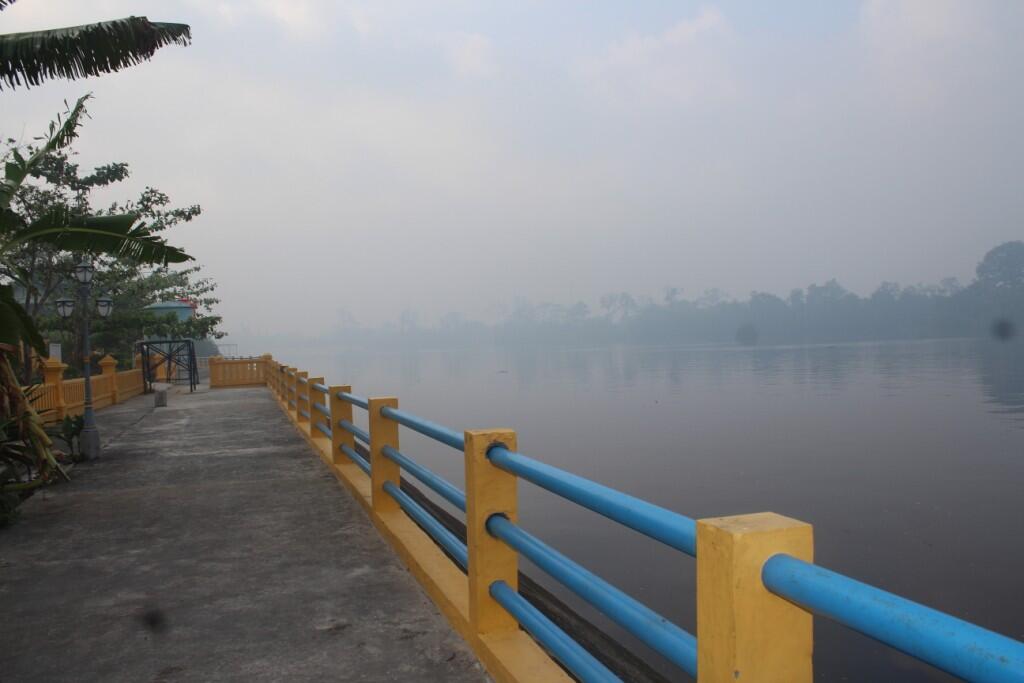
{"left": 284, "top": 338, "right": 1024, "bottom": 681}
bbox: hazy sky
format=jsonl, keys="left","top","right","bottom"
{"left": 4, "top": 1, "right": 1022, "bottom": 341}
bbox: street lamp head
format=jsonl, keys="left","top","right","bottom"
{"left": 55, "top": 298, "right": 75, "bottom": 319}
{"left": 96, "top": 296, "right": 114, "bottom": 319}
{"left": 73, "top": 259, "right": 94, "bottom": 285}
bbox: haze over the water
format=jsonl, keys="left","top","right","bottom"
{"left": 4, "top": 1, "right": 1022, "bottom": 345}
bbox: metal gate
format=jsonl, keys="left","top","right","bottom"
{"left": 137, "top": 339, "right": 198, "bottom": 393}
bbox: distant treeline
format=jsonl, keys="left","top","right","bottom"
{"left": 330, "top": 241, "right": 1024, "bottom": 348}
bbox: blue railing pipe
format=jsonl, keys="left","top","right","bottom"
{"left": 339, "top": 444, "right": 371, "bottom": 476}
{"left": 763, "top": 554, "right": 1024, "bottom": 683}
{"left": 338, "top": 419, "right": 370, "bottom": 445}
{"left": 488, "top": 447, "right": 697, "bottom": 557}
{"left": 379, "top": 406, "right": 464, "bottom": 451}
{"left": 298, "top": 376, "right": 308, "bottom": 384}
{"left": 311, "top": 382, "right": 329, "bottom": 394}
{"left": 487, "top": 515, "right": 697, "bottom": 676}
{"left": 313, "top": 401, "right": 330, "bottom": 417}
{"left": 489, "top": 581, "right": 621, "bottom": 683}
{"left": 338, "top": 391, "right": 369, "bottom": 410}
{"left": 314, "top": 421, "right": 332, "bottom": 438}
{"left": 381, "top": 445, "right": 466, "bottom": 511}
{"left": 299, "top": 408, "right": 310, "bottom": 419}
{"left": 383, "top": 481, "right": 468, "bottom": 569}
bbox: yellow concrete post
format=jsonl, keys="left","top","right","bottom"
{"left": 307, "top": 376, "right": 325, "bottom": 432}
{"left": 288, "top": 367, "right": 298, "bottom": 414}
{"left": 696, "top": 512, "right": 814, "bottom": 683}
{"left": 295, "top": 371, "right": 309, "bottom": 425}
{"left": 367, "top": 397, "right": 400, "bottom": 516}
{"left": 261, "top": 354, "right": 273, "bottom": 387}
{"left": 329, "top": 385, "right": 353, "bottom": 466}
{"left": 464, "top": 428, "right": 519, "bottom": 636}
{"left": 42, "top": 358, "right": 67, "bottom": 420}
{"left": 99, "top": 355, "right": 118, "bottom": 404}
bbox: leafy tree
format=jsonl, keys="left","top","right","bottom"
{"left": 976, "top": 241, "right": 1024, "bottom": 290}
{"left": 1, "top": 98, "right": 192, "bottom": 505}
{"left": 6, "top": 136, "right": 210, "bottom": 375}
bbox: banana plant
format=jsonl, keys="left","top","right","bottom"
{"left": 1, "top": 96, "right": 193, "bottom": 498}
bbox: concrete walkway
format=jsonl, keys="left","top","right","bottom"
{"left": 0, "top": 386, "right": 487, "bottom": 683}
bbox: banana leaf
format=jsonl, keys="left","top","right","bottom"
{"left": 2, "top": 211, "right": 192, "bottom": 265}
{"left": 0, "top": 17, "right": 191, "bottom": 90}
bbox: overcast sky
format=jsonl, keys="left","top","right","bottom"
{"left": 4, "top": 1, "right": 1022, "bottom": 340}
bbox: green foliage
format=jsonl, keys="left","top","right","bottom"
{"left": 0, "top": 17, "right": 191, "bottom": 90}
{"left": 0, "top": 282, "right": 42, "bottom": 352}
{"left": 48, "top": 415, "right": 84, "bottom": 460}
{"left": 1, "top": 100, "right": 196, "bottom": 360}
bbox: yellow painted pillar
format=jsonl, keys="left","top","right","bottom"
{"left": 42, "top": 358, "right": 67, "bottom": 420}
{"left": 295, "top": 371, "right": 309, "bottom": 425}
{"left": 696, "top": 512, "right": 814, "bottom": 683}
{"left": 99, "top": 354, "right": 118, "bottom": 404}
{"left": 464, "top": 428, "right": 519, "bottom": 636}
{"left": 307, "top": 376, "right": 325, "bottom": 431}
{"left": 261, "top": 353, "right": 273, "bottom": 387}
{"left": 367, "top": 397, "right": 400, "bottom": 515}
{"left": 329, "top": 385, "right": 353, "bottom": 466}
{"left": 288, "top": 367, "right": 299, "bottom": 414}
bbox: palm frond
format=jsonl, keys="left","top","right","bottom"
{"left": 1, "top": 95, "right": 89, "bottom": 210}
{"left": 2, "top": 211, "right": 192, "bottom": 265}
{"left": 0, "top": 1, "right": 18, "bottom": 11}
{"left": 0, "top": 285, "right": 44, "bottom": 354}
{"left": 0, "top": 17, "right": 191, "bottom": 90}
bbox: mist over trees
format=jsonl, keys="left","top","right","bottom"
{"left": 320, "top": 242, "right": 1023, "bottom": 350}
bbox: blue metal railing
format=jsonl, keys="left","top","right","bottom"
{"left": 298, "top": 376, "right": 308, "bottom": 385}
{"left": 299, "top": 408, "right": 310, "bottom": 419}
{"left": 338, "top": 420, "right": 369, "bottom": 445}
{"left": 313, "top": 401, "right": 330, "bottom": 417}
{"left": 298, "top": 393, "right": 309, "bottom": 402}
{"left": 488, "top": 446, "right": 697, "bottom": 557}
{"left": 284, "top": 378, "right": 1024, "bottom": 682}
{"left": 311, "top": 382, "right": 329, "bottom": 394}
{"left": 380, "top": 406, "right": 464, "bottom": 451}
{"left": 490, "top": 580, "right": 621, "bottom": 683}
{"left": 383, "top": 481, "right": 468, "bottom": 569}
{"left": 488, "top": 515, "right": 697, "bottom": 676}
{"left": 382, "top": 445, "right": 466, "bottom": 511}
{"left": 763, "top": 555, "right": 1024, "bottom": 683}
{"left": 314, "top": 421, "right": 332, "bottom": 439}
{"left": 338, "top": 391, "right": 369, "bottom": 410}
{"left": 339, "top": 443, "right": 370, "bottom": 475}
{"left": 287, "top": 399, "right": 296, "bottom": 408}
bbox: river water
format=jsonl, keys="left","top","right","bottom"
{"left": 283, "top": 337, "right": 1023, "bottom": 681}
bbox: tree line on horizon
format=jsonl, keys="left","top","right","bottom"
{"left": 324, "top": 241, "right": 1023, "bottom": 349}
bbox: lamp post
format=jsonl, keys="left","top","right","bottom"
{"left": 55, "top": 259, "right": 113, "bottom": 461}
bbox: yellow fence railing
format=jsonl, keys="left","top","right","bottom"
{"left": 24, "top": 354, "right": 146, "bottom": 423}
{"left": 208, "top": 355, "right": 271, "bottom": 388}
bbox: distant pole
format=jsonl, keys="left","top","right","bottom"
{"left": 79, "top": 273, "right": 100, "bottom": 460}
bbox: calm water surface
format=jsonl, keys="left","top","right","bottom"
{"left": 284, "top": 337, "right": 1023, "bottom": 681}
